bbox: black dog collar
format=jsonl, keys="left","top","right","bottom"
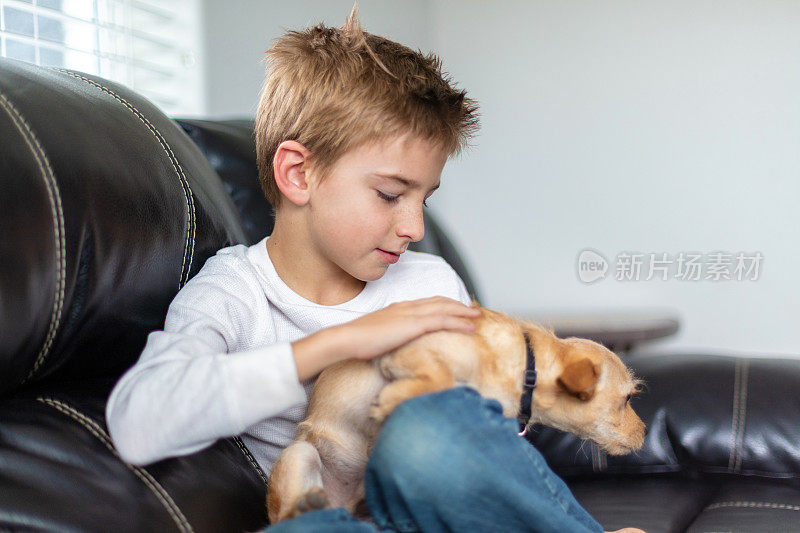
{"left": 518, "top": 331, "right": 538, "bottom": 436}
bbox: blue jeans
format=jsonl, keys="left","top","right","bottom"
{"left": 265, "top": 387, "right": 602, "bottom": 533}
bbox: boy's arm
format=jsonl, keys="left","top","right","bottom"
{"left": 292, "top": 296, "right": 480, "bottom": 380}
{"left": 108, "top": 294, "right": 478, "bottom": 465}
{"left": 106, "top": 257, "right": 308, "bottom": 466}
{"left": 106, "top": 331, "right": 305, "bottom": 466}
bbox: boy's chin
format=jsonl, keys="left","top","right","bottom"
{"left": 352, "top": 264, "right": 390, "bottom": 283}
{"left": 358, "top": 269, "right": 388, "bottom": 282}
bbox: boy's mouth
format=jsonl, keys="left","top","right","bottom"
{"left": 377, "top": 249, "right": 401, "bottom": 264}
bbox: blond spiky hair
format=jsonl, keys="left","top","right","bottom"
{"left": 255, "top": 5, "right": 480, "bottom": 209}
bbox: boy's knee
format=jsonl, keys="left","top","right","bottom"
{"left": 366, "top": 387, "right": 506, "bottom": 497}
{"left": 377, "top": 386, "right": 498, "bottom": 449}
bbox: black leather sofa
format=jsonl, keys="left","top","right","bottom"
{"left": 1, "top": 58, "right": 798, "bottom": 532}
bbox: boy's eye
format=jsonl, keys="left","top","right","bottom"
{"left": 376, "top": 190, "right": 429, "bottom": 208}
{"left": 377, "top": 191, "right": 400, "bottom": 203}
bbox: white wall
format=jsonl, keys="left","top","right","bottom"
{"left": 202, "top": 1, "right": 800, "bottom": 357}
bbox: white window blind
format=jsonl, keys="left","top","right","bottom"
{"left": 0, "top": 0, "right": 204, "bottom": 115}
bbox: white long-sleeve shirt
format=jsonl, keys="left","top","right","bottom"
{"left": 106, "top": 236, "right": 470, "bottom": 474}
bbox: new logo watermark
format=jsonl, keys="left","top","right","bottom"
{"left": 577, "top": 249, "right": 763, "bottom": 284}
{"left": 577, "top": 249, "right": 609, "bottom": 283}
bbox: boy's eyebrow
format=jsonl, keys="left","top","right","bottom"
{"left": 374, "top": 173, "right": 440, "bottom": 192}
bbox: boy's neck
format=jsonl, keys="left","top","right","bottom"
{"left": 266, "top": 215, "right": 367, "bottom": 306}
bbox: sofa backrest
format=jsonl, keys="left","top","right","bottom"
{"left": 0, "top": 59, "right": 247, "bottom": 396}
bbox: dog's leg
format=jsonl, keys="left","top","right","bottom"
{"left": 267, "top": 440, "right": 329, "bottom": 523}
{"left": 370, "top": 349, "right": 456, "bottom": 422}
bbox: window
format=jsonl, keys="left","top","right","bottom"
{"left": 0, "top": 0, "right": 204, "bottom": 115}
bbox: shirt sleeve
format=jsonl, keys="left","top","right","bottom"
{"left": 454, "top": 272, "right": 472, "bottom": 306}
{"left": 105, "top": 254, "right": 306, "bottom": 466}
{"left": 438, "top": 258, "right": 472, "bottom": 306}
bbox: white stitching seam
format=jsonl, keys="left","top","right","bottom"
{"left": 233, "top": 436, "right": 268, "bottom": 486}
{"left": 706, "top": 501, "right": 800, "bottom": 512}
{"left": 734, "top": 360, "right": 749, "bottom": 472}
{"left": 52, "top": 68, "right": 196, "bottom": 289}
{"left": 728, "top": 359, "right": 741, "bottom": 471}
{"left": 36, "top": 397, "right": 193, "bottom": 533}
{"left": 0, "top": 91, "right": 66, "bottom": 383}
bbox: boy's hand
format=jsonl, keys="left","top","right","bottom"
{"left": 338, "top": 296, "right": 481, "bottom": 361}
{"left": 291, "top": 297, "right": 480, "bottom": 381}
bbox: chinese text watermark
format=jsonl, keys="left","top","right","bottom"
{"left": 577, "top": 249, "right": 763, "bottom": 284}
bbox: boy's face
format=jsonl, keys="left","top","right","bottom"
{"left": 305, "top": 133, "right": 447, "bottom": 283}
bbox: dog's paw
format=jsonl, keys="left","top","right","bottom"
{"left": 289, "top": 488, "right": 329, "bottom": 518}
{"left": 369, "top": 402, "right": 390, "bottom": 423}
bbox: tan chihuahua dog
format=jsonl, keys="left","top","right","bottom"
{"left": 268, "top": 305, "right": 646, "bottom": 523}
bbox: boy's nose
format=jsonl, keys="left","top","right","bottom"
{"left": 396, "top": 205, "right": 425, "bottom": 242}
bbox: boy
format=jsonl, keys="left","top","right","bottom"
{"left": 108, "top": 8, "right": 637, "bottom": 533}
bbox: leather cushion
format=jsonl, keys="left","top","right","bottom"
{"left": 0, "top": 58, "right": 247, "bottom": 395}
{"left": 569, "top": 475, "right": 800, "bottom": 533}
{"left": 569, "top": 475, "right": 721, "bottom": 533}
{"left": 0, "top": 378, "right": 268, "bottom": 532}
{"left": 176, "top": 118, "right": 274, "bottom": 245}
{"left": 686, "top": 479, "right": 800, "bottom": 532}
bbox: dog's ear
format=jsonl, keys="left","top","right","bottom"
{"left": 557, "top": 358, "right": 599, "bottom": 401}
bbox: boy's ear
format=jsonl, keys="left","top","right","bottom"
{"left": 273, "top": 140, "right": 312, "bottom": 206}
{"left": 557, "top": 358, "right": 599, "bottom": 401}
